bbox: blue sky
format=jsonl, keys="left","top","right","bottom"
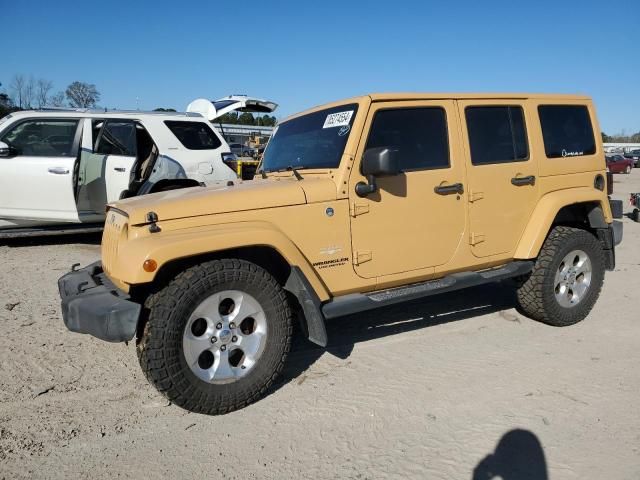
{"left": 3, "top": 0, "right": 638, "bottom": 134}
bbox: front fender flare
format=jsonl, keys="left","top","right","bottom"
{"left": 112, "top": 221, "right": 330, "bottom": 303}
{"left": 284, "top": 267, "right": 328, "bottom": 347}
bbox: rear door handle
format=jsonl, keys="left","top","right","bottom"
{"left": 434, "top": 183, "right": 464, "bottom": 195}
{"left": 48, "top": 167, "right": 69, "bottom": 175}
{"left": 511, "top": 175, "right": 536, "bottom": 186}
{"left": 114, "top": 167, "right": 126, "bottom": 172}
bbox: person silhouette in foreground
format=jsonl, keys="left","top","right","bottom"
{"left": 473, "top": 429, "right": 548, "bottom": 480}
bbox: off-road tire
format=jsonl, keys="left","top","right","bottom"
{"left": 137, "top": 259, "right": 292, "bottom": 415}
{"left": 515, "top": 226, "right": 605, "bottom": 326}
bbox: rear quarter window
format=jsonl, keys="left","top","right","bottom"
{"left": 165, "top": 121, "right": 222, "bottom": 150}
{"left": 538, "top": 105, "right": 596, "bottom": 158}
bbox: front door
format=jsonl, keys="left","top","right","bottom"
{"left": 349, "top": 101, "right": 466, "bottom": 279}
{"left": 457, "top": 100, "right": 539, "bottom": 258}
{"left": 0, "top": 118, "right": 81, "bottom": 223}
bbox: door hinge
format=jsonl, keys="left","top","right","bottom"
{"left": 350, "top": 202, "right": 369, "bottom": 217}
{"left": 470, "top": 232, "right": 486, "bottom": 246}
{"left": 468, "top": 190, "right": 484, "bottom": 203}
{"left": 354, "top": 250, "right": 372, "bottom": 265}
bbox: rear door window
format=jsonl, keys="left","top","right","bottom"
{"left": 95, "top": 120, "right": 136, "bottom": 156}
{"left": 365, "top": 107, "right": 450, "bottom": 171}
{"left": 465, "top": 106, "right": 528, "bottom": 165}
{"left": 165, "top": 121, "right": 222, "bottom": 150}
{"left": 1, "top": 119, "right": 79, "bottom": 157}
{"left": 538, "top": 105, "right": 596, "bottom": 158}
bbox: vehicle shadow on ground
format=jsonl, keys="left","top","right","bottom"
{"left": 271, "top": 280, "right": 518, "bottom": 393}
{"left": 472, "top": 428, "right": 548, "bottom": 479}
{"left": 1, "top": 232, "right": 102, "bottom": 248}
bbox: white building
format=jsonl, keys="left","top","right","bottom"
{"left": 603, "top": 143, "right": 640, "bottom": 153}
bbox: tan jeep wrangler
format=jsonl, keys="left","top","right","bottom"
{"left": 59, "top": 93, "right": 623, "bottom": 414}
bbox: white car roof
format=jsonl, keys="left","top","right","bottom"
{"left": 5, "top": 109, "right": 206, "bottom": 122}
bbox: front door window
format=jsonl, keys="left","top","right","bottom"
{"left": 2, "top": 119, "right": 79, "bottom": 157}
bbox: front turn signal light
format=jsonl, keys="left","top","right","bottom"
{"left": 143, "top": 259, "right": 158, "bottom": 272}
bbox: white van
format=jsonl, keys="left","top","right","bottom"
{"left": 0, "top": 95, "right": 277, "bottom": 236}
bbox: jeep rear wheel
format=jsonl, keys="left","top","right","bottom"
{"left": 137, "top": 259, "right": 292, "bottom": 415}
{"left": 515, "top": 226, "right": 605, "bottom": 326}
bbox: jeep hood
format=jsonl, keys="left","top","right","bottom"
{"left": 110, "top": 177, "right": 336, "bottom": 225}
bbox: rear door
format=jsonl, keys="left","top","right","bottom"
{"left": 458, "top": 100, "right": 538, "bottom": 258}
{"left": 76, "top": 119, "right": 137, "bottom": 215}
{"left": 0, "top": 117, "right": 81, "bottom": 223}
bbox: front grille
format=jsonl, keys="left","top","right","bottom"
{"left": 102, "top": 211, "right": 127, "bottom": 276}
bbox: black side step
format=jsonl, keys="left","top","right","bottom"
{"left": 0, "top": 223, "right": 103, "bottom": 239}
{"left": 322, "top": 260, "right": 534, "bottom": 320}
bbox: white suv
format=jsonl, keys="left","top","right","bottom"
{"left": 0, "top": 95, "right": 277, "bottom": 236}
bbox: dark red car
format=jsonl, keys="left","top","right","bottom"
{"left": 606, "top": 155, "right": 634, "bottom": 174}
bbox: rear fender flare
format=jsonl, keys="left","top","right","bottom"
{"left": 514, "top": 188, "right": 612, "bottom": 259}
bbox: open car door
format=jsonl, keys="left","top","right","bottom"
{"left": 0, "top": 118, "right": 82, "bottom": 223}
{"left": 186, "top": 95, "right": 278, "bottom": 121}
{"left": 76, "top": 119, "right": 137, "bottom": 216}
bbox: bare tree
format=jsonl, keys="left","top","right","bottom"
{"left": 36, "top": 78, "right": 53, "bottom": 108}
{"left": 65, "top": 81, "right": 100, "bottom": 108}
{"left": 23, "top": 75, "right": 36, "bottom": 109}
{"left": 9, "top": 74, "right": 26, "bottom": 108}
{"left": 49, "top": 91, "right": 66, "bottom": 107}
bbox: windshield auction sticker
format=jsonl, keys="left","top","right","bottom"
{"left": 323, "top": 110, "right": 354, "bottom": 129}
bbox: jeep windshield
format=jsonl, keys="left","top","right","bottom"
{"left": 262, "top": 104, "right": 358, "bottom": 172}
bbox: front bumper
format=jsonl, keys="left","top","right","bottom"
{"left": 58, "top": 261, "right": 140, "bottom": 342}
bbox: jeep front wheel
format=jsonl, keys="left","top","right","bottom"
{"left": 137, "top": 259, "right": 292, "bottom": 415}
{"left": 515, "top": 226, "right": 605, "bottom": 326}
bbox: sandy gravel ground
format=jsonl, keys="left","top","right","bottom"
{"left": 1, "top": 172, "right": 639, "bottom": 480}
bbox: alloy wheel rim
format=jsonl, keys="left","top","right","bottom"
{"left": 553, "top": 249, "right": 592, "bottom": 308}
{"left": 182, "top": 290, "right": 267, "bottom": 384}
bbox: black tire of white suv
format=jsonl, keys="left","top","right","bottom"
{"left": 515, "top": 226, "right": 605, "bottom": 326}
{"left": 137, "top": 259, "right": 292, "bottom": 415}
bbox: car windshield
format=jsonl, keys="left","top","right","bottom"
{"left": 262, "top": 104, "right": 358, "bottom": 172}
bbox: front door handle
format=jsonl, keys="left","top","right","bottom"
{"left": 434, "top": 183, "right": 464, "bottom": 195}
{"left": 511, "top": 175, "right": 536, "bottom": 186}
{"left": 48, "top": 167, "right": 69, "bottom": 175}
{"left": 114, "top": 167, "right": 126, "bottom": 172}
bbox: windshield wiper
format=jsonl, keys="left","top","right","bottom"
{"left": 265, "top": 165, "right": 305, "bottom": 180}
{"left": 287, "top": 165, "right": 304, "bottom": 180}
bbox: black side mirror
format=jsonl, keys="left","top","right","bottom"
{"left": 355, "top": 147, "right": 400, "bottom": 197}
